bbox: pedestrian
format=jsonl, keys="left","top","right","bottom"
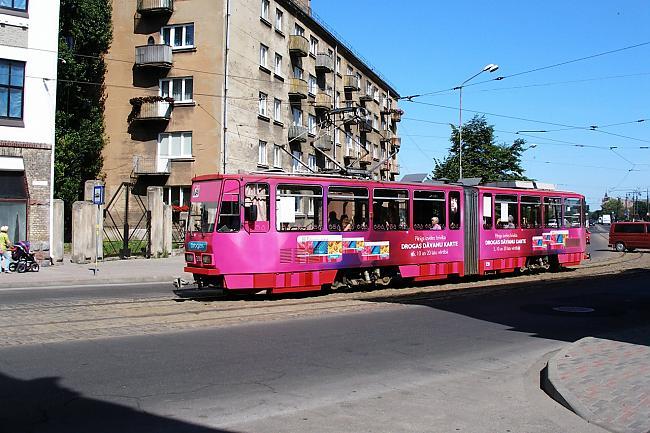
{"left": 430, "top": 217, "right": 442, "bottom": 230}
{"left": 0, "top": 226, "right": 12, "bottom": 273}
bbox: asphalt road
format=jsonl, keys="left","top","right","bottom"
{"left": 1, "top": 269, "right": 648, "bottom": 432}
{"left": 587, "top": 224, "right": 614, "bottom": 262}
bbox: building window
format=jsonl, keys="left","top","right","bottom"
{"left": 292, "top": 150, "right": 303, "bottom": 172}
{"left": 308, "top": 74, "right": 316, "bottom": 95}
{"left": 275, "top": 8, "right": 283, "bottom": 31}
{"left": 373, "top": 115, "right": 379, "bottom": 130}
{"left": 0, "top": 59, "right": 25, "bottom": 120}
{"left": 292, "top": 106, "right": 302, "bottom": 126}
{"left": 158, "top": 132, "right": 192, "bottom": 171}
{"left": 345, "top": 132, "right": 353, "bottom": 156}
{"left": 259, "top": 44, "right": 268, "bottom": 68}
{"left": 260, "top": 0, "right": 269, "bottom": 21}
{"left": 163, "top": 186, "right": 192, "bottom": 207}
{"left": 258, "top": 140, "right": 268, "bottom": 165}
{"left": 366, "top": 81, "right": 372, "bottom": 96}
{"left": 293, "top": 65, "right": 303, "bottom": 79}
{"left": 160, "top": 77, "right": 193, "bottom": 103}
{"left": 335, "top": 129, "right": 340, "bottom": 146}
{"left": 346, "top": 65, "right": 353, "bottom": 76}
{"left": 308, "top": 114, "right": 316, "bottom": 135}
{"left": 309, "top": 36, "right": 318, "bottom": 55}
{"left": 258, "top": 92, "right": 267, "bottom": 117}
{"left": 161, "top": 24, "right": 195, "bottom": 50}
{"left": 273, "top": 145, "right": 282, "bottom": 168}
{"left": 0, "top": 0, "right": 26, "bottom": 12}
{"left": 294, "top": 23, "right": 304, "bottom": 36}
{"left": 273, "top": 98, "right": 282, "bottom": 122}
{"left": 356, "top": 72, "right": 362, "bottom": 86}
{"left": 307, "top": 154, "right": 316, "bottom": 171}
{"left": 373, "top": 144, "right": 378, "bottom": 159}
{"left": 336, "top": 56, "right": 341, "bottom": 74}
{"left": 274, "top": 53, "right": 282, "bottom": 76}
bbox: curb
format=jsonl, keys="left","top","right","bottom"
{"left": 1, "top": 273, "right": 191, "bottom": 290}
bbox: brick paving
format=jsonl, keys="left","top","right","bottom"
{"left": 547, "top": 331, "right": 650, "bottom": 433}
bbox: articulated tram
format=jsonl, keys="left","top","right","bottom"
{"left": 181, "top": 173, "right": 586, "bottom": 294}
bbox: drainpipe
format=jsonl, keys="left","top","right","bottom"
{"left": 222, "top": 0, "right": 232, "bottom": 174}
{"left": 332, "top": 44, "right": 337, "bottom": 163}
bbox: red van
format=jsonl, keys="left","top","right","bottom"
{"left": 609, "top": 222, "right": 650, "bottom": 252}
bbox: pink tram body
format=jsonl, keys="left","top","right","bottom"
{"left": 183, "top": 173, "right": 586, "bottom": 294}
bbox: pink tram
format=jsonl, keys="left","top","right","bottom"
{"left": 181, "top": 173, "right": 586, "bottom": 294}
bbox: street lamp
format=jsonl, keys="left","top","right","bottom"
{"left": 455, "top": 63, "right": 499, "bottom": 180}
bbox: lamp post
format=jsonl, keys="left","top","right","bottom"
{"left": 455, "top": 63, "right": 499, "bottom": 180}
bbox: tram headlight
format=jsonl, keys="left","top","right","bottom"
{"left": 201, "top": 254, "right": 212, "bottom": 265}
{"left": 185, "top": 253, "right": 195, "bottom": 263}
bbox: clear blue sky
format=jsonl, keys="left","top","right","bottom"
{"left": 311, "top": 0, "right": 650, "bottom": 211}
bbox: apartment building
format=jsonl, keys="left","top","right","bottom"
{"left": 103, "top": 0, "right": 401, "bottom": 208}
{"left": 0, "top": 0, "right": 59, "bottom": 247}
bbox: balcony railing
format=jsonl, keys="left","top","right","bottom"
{"left": 288, "top": 35, "right": 309, "bottom": 57}
{"left": 137, "top": 0, "right": 173, "bottom": 14}
{"left": 391, "top": 109, "right": 403, "bottom": 123}
{"left": 359, "top": 118, "right": 373, "bottom": 133}
{"left": 135, "top": 44, "right": 173, "bottom": 68}
{"left": 314, "top": 92, "right": 332, "bottom": 110}
{"left": 133, "top": 156, "right": 171, "bottom": 175}
{"left": 343, "top": 75, "right": 360, "bottom": 91}
{"left": 288, "top": 125, "right": 308, "bottom": 142}
{"left": 135, "top": 100, "right": 173, "bottom": 121}
{"left": 288, "top": 78, "right": 308, "bottom": 99}
{"left": 360, "top": 89, "right": 374, "bottom": 102}
{"left": 314, "top": 134, "right": 333, "bottom": 151}
{"left": 315, "top": 53, "right": 334, "bottom": 72}
{"left": 390, "top": 136, "right": 401, "bottom": 149}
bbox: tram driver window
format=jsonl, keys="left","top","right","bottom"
{"left": 544, "top": 197, "right": 562, "bottom": 228}
{"left": 520, "top": 196, "right": 541, "bottom": 228}
{"left": 495, "top": 195, "right": 518, "bottom": 229}
{"left": 189, "top": 201, "right": 218, "bottom": 233}
{"left": 482, "top": 193, "right": 492, "bottom": 229}
{"left": 373, "top": 188, "right": 409, "bottom": 231}
{"left": 413, "top": 190, "right": 445, "bottom": 230}
{"left": 276, "top": 184, "right": 323, "bottom": 231}
{"left": 217, "top": 197, "right": 241, "bottom": 232}
{"left": 327, "top": 186, "right": 369, "bottom": 232}
{"left": 448, "top": 191, "right": 461, "bottom": 230}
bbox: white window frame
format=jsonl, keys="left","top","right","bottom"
{"left": 335, "top": 128, "right": 340, "bottom": 146}
{"left": 345, "top": 132, "right": 353, "bottom": 156}
{"left": 161, "top": 24, "right": 195, "bottom": 50}
{"left": 308, "top": 114, "right": 317, "bottom": 135}
{"left": 307, "top": 154, "right": 317, "bottom": 172}
{"left": 258, "top": 92, "right": 268, "bottom": 117}
{"left": 336, "top": 56, "right": 341, "bottom": 74}
{"left": 157, "top": 132, "right": 193, "bottom": 171}
{"left": 294, "top": 23, "right": 304, "bottom": 36}
{"left": 292, "top": 106, "right": 303, "bottom": 126}
{"left": 274, "top": 53, "right": 282, "bottom": 76}
{"left": 292, "top": 150, "right": 303, "bottom": 173}
{"left": 346, "top": 65, "right": 353, "bottom": 76}
{"left": 258, "top": 140, "right": 268, "bottom": 166}
{"left": 260, "top": 44, "right": 269, "bottom": 68}
{"left": 159, "top": 77, "right": 193, "bottom": 103}
{"left": 308, "top": 74, "right": 317, "bottom": 95}
{"left": 309, "top": 36, "right": 319, "bottom": 55}
{"left": 275, "top": 8, "right": 283, "bottom": 31}
{"left": 261, "top": 0, "right": 269, "bottom": 21}
{"left": 273, "top": 144, "right": 282, "bottom": 168}
{"left": 273, "top": 98, "right": 282, "bottom": 122}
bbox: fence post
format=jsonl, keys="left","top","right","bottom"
{"left": 147, "top": 186, "right": 164, "bottom": 257}
{"left": 51, "top": 199, "right": 65, "bottom": 263}
{"left": 163, "top": 204, "right": 172, "bottom": 256}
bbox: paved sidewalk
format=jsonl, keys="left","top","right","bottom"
{"left": 0, "top": 255, "right": 192, "bottom": 288}
{"left": 546, "top": 329, "right": 650, "bottom": 433}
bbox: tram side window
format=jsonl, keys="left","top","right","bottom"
{"left": 244, "top": 183, "right": 269, "bottom": 228}
{"left": 482, "top": 193, "right": 492, "bottom": 229}
{"left": 189, "top": 201, "right": 218, "bottom": 233}
{"left": 373, "top": 188, "right": 409, "bottom": 231}
{"left": 544, "top": 197, "right": 562, "bottom": 228}
{"left": 520, "top": 196, "right": 541, "bottom": 228}
{"left": 327, "top": 186, "right": 369, "bottom": 232}
{"left": 448, "top": 191, "right": 461, "bottom": 230}
{"left": 565, "top": 198, "right": 582, "bottom": 227}
{"left": 413, "top": 190, "right": 445, "bottom": 230}
{"left": 217, "top": 195, "right": 240, "bottom": 233}
{"left": 276, "top": 184, "right": 323, "bottom": 231}
{"left": 495, "top": 195, "right": 518, "bottom": 229}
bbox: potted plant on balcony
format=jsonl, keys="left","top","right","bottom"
{"left": 128, "top": 96, "right": 175, "bottom": 122}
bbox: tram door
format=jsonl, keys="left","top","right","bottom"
{"left": 463, "top": 187, "right": 480, "bottom": 275}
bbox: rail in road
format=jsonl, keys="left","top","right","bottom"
{"left": 0, "top": 250, "right": 648, "bottom": 348}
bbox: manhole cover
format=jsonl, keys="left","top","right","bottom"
{"left": 552, "top": 306, "right": 595, "bottom": 313}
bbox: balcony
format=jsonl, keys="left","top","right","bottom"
{"left": 360, "top": 89, "right": 374, "bottom": 102}
{"left": 391, "top": 109, "right": 403, "bottom": 123}
{"left": 135, "top": 44, "right": 173, "bottom": 68}
{"left": 133, "top": 100, "right": 173, "bottom": 121}
{"left": 314, "top": 91, "right": 333, "bottom": 110}
{"left": 390, "top": 163, "right": 400, "bottom": 175}
{"left": 132, "top": 156, "right": 170, "bottom": 175}
{"left": 390, "top": 136, "right": 401, "bottom": 149}
{"left": 343, "top": 75, "right": 360, "bottom": 91}
{"left": 137, "top": 0, "right": 173, "bottom": 14}
{"left": 288, "top": 35, "right": 309, "bottom": 57}
{"left": 315, "top": 53, "right": 334, "bottom": 72}
{"left": 288, "top": 78, "right": 308, "bottom": 99}
{"left": 288, "top": 125, "right": 308, "bottom": 142}
{"left": 314, "top": 134, "right": 333, "bottom": 151}
{"left": 359, "top": 118, "right": 373, "bottom": 133}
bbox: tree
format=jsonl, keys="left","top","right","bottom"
{"left": 55, "top": 0, "right": 112, "bottom": 234}
{"left": 433, "top": 115, "right": 529, "bottom": 183}
{"left": 601, "top": 198, "right": 625, "bottom": 221}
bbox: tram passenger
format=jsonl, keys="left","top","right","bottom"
{"left": 328, "top": 211, "right": 339, "bottom": 230}
{"left": 505, "top": 215, "right": 516, "bottom": 229}
{"left": 340, "top": 214, "right": 353, "bottom": 232}
{"left": 431, "top": 217, "right": 442, "bottom": 230}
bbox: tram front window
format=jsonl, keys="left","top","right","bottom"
{"left": 188, "top": 202, "right": 218, "bottom": 233}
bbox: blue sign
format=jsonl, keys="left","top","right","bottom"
{"left": 187, "top": 241, "right": 208, "bottom": 252}
{"left": 92, "top": 185, "right": 105, "bottom": 205}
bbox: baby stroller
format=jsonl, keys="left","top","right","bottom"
{"left": 9, "top": 241, "right": 40, "bottom": 273}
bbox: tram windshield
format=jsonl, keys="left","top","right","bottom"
{"left": 188, "top": 201, "right": 218, "bottom": 233}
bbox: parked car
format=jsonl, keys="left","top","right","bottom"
{"left": 608, "top": 222, "right": 650, "bottom": 252}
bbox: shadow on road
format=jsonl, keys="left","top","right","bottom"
{"left": 364, "top": 268, "right": 650, "bottom": 347}
{"left": 0, "top": 373, "right": 237, "bottom": 433}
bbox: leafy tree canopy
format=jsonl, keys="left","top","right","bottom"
{"left": 433, "top": 115, "right": 529, "bottom": 183}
